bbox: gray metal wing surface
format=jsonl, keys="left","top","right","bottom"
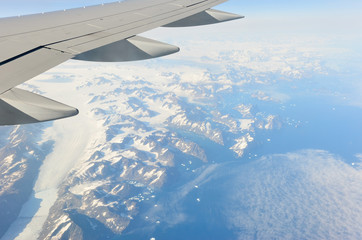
{"left": 0, "top": 0, "right": 243, "bottom": 125}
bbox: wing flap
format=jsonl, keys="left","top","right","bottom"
{"left": 163, "top": 9, "right": 244, "bottom": 27}
{"left": 73, "top": 35, "right": 180, "bottom": 62}
{"left": 0, "top": 88, "right": 78, "bottom": 125}
{"left": 36, "top": 0, "right": 229, "bottom": 54}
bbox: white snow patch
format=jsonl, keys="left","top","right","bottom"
{"left": 230, "top": 133, "right": 254, "bottom": 158}
{"left": 69, "top": 180, "right": 109, "bottom": 196}
{"left": 239, "top": 119, "right": 254, "bottom": 131}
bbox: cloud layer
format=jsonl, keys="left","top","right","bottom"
{"left": 222, "top": 150, "right": 362, "bottom": 240}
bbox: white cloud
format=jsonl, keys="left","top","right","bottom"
{"left": 223, "top": 150, "right": 362, "bottom": 240}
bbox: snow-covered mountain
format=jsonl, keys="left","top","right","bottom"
{"left": 34, "top": 60, "right": 285, "bottom": 239}
{"left": 1, "top": 36, "right": 354, "bottom": 240}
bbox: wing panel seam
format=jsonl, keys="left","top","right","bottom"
{"left": 57, "top": 0, "right": 224, "bottom": 49}
{"left": 0, "top": 0, "right": 182, "bottom": 39}
{"left": 0, "top": 46, "right": 43, "bottom": 67}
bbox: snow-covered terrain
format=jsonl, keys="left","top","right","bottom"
{"left": 30, "top": 54, "right": 286, "bottom": 239}
{"left": 1, "top": 30, "right": 360, "bottom": 239}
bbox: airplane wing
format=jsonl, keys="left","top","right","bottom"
{"left": 0, "top": 0, "right": 243, "bottom": 125}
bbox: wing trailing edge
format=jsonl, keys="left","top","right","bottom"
{"left": 163, "top": 9, "right": 244, "bottom": 27}
{"left": 73, "top": 36, "right": 180, "bottom": 62}
{"left": 0, "top": 88, "right": 78, "bottom": 125}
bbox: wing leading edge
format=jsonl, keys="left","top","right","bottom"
{"left": 0, "top": 0, "right": 243, "bottom": 126}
